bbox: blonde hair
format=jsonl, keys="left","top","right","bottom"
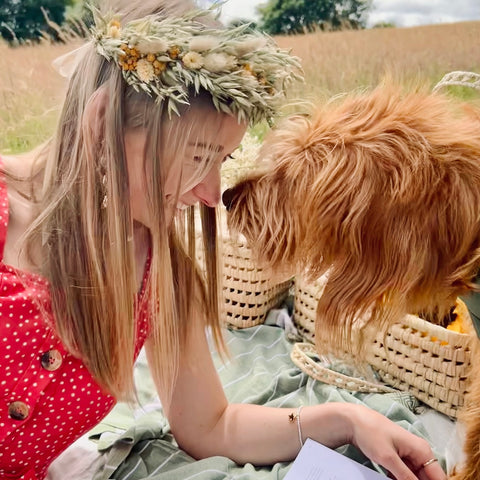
{"left": 22, "top": 0, "right": 228, "bottom": 401}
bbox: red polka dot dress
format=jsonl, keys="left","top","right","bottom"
{"left": 0, "top": 169, "right": 150, "bottom": 479}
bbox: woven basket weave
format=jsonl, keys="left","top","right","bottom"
{"left": 367, "top": 313, "right": 472, "bottom": 417}
{"left": 292, "top": 275, "right": 474, "bottom": 418}
{"left": 220, "top": 239, "right": 293, "bottom": 328}
{"left": 197, "top": 237, "right": 293, "bottom": 328}
{"left": 293, "top": 274, "right": 329, "bottom": 344}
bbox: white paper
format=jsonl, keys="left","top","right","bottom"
{"left": 284, "top": 438, "right": 386, "bottom": 480}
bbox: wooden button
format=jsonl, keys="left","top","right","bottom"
{"left": 40, "top": 349, "right": 62, "bottom": 371}
{"left": 8, "top": 401, "right": 29, "bottom": 421}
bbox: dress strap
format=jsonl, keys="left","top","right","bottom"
{"left": 0, "top": 157, "right": 10, "bottom": 261}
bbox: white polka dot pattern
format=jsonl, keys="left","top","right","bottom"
{"left": 0, "top": 167, "right": 150, "bottom": 479}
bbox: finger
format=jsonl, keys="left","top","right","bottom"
{"left": 404, "top": 457, "right": 446, "bottom": 480}
{"left": 399, "top": 437, "right": 446, "bottom": 480}
{"left": 417, "top": 460, "right": 447, "bottom": 480}
{"left": 378, "top": 453, "right": 418, "bottom": 480}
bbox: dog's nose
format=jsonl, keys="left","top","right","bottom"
{"left": 222, "top": 187, "right": 237, "bottom": 212}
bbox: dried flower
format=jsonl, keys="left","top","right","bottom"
{"left": 136, "top": 58, "right": 155, "bottom": 82}
{"left": 107, "top": 19, "right": 121, "bottom": 38}
{"left": 168, "top": 46, "right": 181, "bottom": 59}
{"left": 108, "top": 25, "right": 121, "bottom": 39}
{"left": 137, "top": 38, "right": 169, "bottom": 55}
{"left": 92, "top": 6, "right": 303, "bottom": 125}
{"left": 234, "top": 37, "right": 268, "bottom": 56}
{"left": 189, "top": 35, "right": 219, "bottom": 52}
{"left": 153, "top": 60, "right": 167, "bottom": 75}
{"left": 182, "top": 51, "right": 204, "bottom": 69}
{"left": 203, "top": 53, "right": 236, "bottom": 73}
{"left": 242, "top": 63, "right": 255, "bottom": 77}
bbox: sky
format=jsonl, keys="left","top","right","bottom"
{"left": 215, "top": 0, "right": 480, "bottom": 28}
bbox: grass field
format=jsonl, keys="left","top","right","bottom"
{"left": 1, "top": 20, "right": 479, "bottom": 154}
{"left": 0, "top": 41, "right": 78, "bottom": 154}
{"left": 276, "top": 20, "right": 480, "bottom": 100}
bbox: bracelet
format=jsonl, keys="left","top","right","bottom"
{"left": 288, "top": 406, "right": 304, "bottom": 449}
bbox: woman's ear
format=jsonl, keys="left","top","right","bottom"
{"left": 82, "top": 87, "right": 109, "bottom": 144}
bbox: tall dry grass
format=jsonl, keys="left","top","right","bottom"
{"left": 1, "top": 21, "right": 479, "bottom": 154}
{"left": 276, "top": 21, "right": 480, "bottom": 103}
{"left": 0, "top": 40, "right": 76, "bottom": 153}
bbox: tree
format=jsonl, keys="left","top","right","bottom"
{"left": 257, "top": 0, "right": 372, "bottom": 35}
{"left": 0, "top": 0, "right": 74, "bottom": 43}
{"left": 372, "top": 21, "right": 396, "bottom": 29}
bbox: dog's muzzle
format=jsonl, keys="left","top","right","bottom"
{"left": 222, "top": 186, "right": 239, "bottom": 212}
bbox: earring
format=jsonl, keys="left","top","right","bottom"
{"left": 101, "top": 174, "right": 108, "bottom": 209}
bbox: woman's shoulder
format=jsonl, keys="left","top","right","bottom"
{"left": 1, "top": 151, "right": 38, "bottom": 178}
{"left": 0, "top": 152, "right": 41, "bottom": 271}
{"left": 1, "top": 152, "right": 37, "bottom": 218}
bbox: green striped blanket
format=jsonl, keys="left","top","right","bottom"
{"left": 89, "top": 325, "right": 447, "bottom": 480}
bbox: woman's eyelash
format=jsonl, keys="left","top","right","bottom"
{"left": 193, "top": 154, "right": 234, "bottom": 163}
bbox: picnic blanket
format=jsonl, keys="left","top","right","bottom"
{"left": 86, "top": 323, "right": 454, "bottom": 480}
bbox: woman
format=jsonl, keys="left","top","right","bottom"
{"left": 0, "top": 1, "right": 445, "bottom": 479}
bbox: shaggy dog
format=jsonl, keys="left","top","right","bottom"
{"left": 223, "top": 86, "right": 480, "bottom": 479}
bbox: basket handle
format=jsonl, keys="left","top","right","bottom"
{"left": 290, "top": 343, "right": 396, "bottom": 394}
{"left": 433, "top": 71, "right": 480, "bottom": 92}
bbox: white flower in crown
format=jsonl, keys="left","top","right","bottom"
{"left": 107, "top": 19, "right": 121, "bottom": 39}
{"left": 108, "top": 25, "right": 121, "bottom": 38}
{"left": 234, "top": 37, "right": 268, "bottom": 56}
{"left": 136, "top": 38, "right": 169, "bottom": 55}
{"left": 183, "top": 51, "right": 204, "bottom": 69}
{"left": 203, "top": 53, "right": 236, "bottom": 73}
{"left": 189, "top": 35, "right": 219, "bottom": 52}
{"left": 136, "top": 58, "right": 155, "bottom": 82}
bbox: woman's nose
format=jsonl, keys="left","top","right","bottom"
{"left": 193, "top": 166, "right": 221, "bottom": 207}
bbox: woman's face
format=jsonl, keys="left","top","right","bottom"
{"left": 125, "top": 111, "right": 247, "bottom": 228}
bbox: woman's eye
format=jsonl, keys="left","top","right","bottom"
{"left": 193, "top": 155, "right": 203, "bottom": 163}
{"left": 222, "top": 154, "right": 234, "bottom": 164}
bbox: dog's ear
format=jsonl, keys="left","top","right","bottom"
{"left": 259, "top": 114, "right": 332, "bottom": 202}
{"left": 259, "top": 115, "right": 313, "bottom": 166}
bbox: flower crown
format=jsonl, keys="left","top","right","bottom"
{"left": 91, "top": 6, "right": 303, "bottom": 125}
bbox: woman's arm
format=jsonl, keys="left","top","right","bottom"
{"left": 145, "top": 314, "right": 445, "bottom": 480}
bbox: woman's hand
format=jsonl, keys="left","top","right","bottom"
{"left": 348, "top": 405, "right": 447, "bottom": 480}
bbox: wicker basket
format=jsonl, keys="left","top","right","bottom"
{"left": 292, "top": 275, "right": 474, "bottom": 418}
{"left": 197, "top": 237, "right": 293, "bottom": 328}
{"left": 293, "top": 274, "right": 329, "bottom": 344}
{"left": 367, "top": 313, "right": 473, "bottom": 417}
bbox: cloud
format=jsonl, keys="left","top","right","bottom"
{"left": 218, "top": 0, "right": 261, "bottom": 23}
{"left": 369, "top": 0, "right": 480, "bottom": 26}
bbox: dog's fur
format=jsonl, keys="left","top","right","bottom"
{"left": 225, "top": 87, "right": 480, "bottom": 347}
{"left": 451, "top": 347, "right": 480, "bottom": 480}
{"left": 224, "top": 86, "right": 480, "bottom": 479}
